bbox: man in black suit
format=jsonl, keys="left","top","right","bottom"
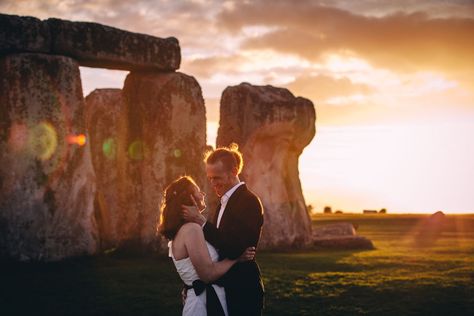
{"left": 182, "top": 144, "right": 264, "bottom": 316}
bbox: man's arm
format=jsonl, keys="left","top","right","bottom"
{"left": 204, "top": 196, "right": 263, "bottom": 260}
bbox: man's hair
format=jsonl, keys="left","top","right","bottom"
{"left": 204, "top": 143, "right": 243, "bottom": 174}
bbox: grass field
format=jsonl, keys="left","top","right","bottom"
{"left": 1, "top": 214, "right": 473, "bottom": 315}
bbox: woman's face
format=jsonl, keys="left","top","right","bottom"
{"left": 191, "top": 185, "right": 206, "bottom": 212}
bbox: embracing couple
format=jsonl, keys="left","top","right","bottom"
{"left": 159, "top": 145, "right": 265, "bottom": 316}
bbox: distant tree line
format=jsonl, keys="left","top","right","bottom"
{"left": 314, "top": 206, "right": 388, "bottom": 214}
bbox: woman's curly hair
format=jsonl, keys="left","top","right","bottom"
{"left": 159, "top": 176, "right": 197, "bottom": 240}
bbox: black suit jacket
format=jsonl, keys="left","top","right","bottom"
{"left": 203, "top": 184, "right": 264, "bottom": 313}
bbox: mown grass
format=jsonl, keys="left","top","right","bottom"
{"left": 1, "top": 214, "right": 473, "bottom": 315}
{"left": 261, "top": 214, "right": 474, "bottom": 315}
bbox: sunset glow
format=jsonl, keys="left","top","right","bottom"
{"left": 5, "top": 0, "right": 473, "bottom": 213}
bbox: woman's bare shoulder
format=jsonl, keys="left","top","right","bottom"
{"left": 173, "top": 223, "right": 203, "bottom": 256}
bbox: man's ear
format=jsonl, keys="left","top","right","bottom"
{"left": 231, "top": 167, "right": 239, "bottom": 177}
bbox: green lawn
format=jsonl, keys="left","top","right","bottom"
{"left": 1, "top": 214, "right": 473, "bottom": 315}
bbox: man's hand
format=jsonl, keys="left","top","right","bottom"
{"left": 181, "top": 287, "right": 187, "bottom": 306}
{"left": 237, "top": 247, "right": 256, "bottom": 262}
{"left": 181, "top": 194, "right": 206, "bottom": 225}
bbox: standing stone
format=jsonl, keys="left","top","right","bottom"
{"left": 0, "top": 53, "right": 97, "bottom": 261}
{"left": 217, "top": 83, "right": 316, "bottom": 249}
{"left": 47, "top": 18, "right": 181, "bottom": 71}
{"left": 0, "top": 13, "right": 51, "bottom": 55}
{"left": 85, "top": 89, "right": 128, "bottom": 250}
{"left": 121, "top": 71, "right": 206, "bottom": 249}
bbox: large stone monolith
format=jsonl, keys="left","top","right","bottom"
{"left": 85, "top": 89, "right": 128, "bottom": 250}
{"left": 0, "top": 53, "right": 97, "bottom": 261}
{"left": 217, "top": 83, "right": 316, "bottom": 249}
{"left": 118, "top": 71, "right": 206, "bottom": 250}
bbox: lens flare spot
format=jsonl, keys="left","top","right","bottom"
{"left": 102, "top": 138, "right": 117, "bottom": 160}
{"left": 173, "top": 149, "right": 182, "bottom": 158}
{"left": 67, "top": 134, "right": 87, "bottom": 146}
{"left": 29, "top": 122, "right": 58, "bottom": 161}
{"left": 128, "top": 140, "right": 146, "bottom": 160}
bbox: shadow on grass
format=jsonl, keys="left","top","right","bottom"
{"left": 1, "top": 213, "right": 473, "bottom": 316}
{"left": 0, "top": 253, "right": 183, "bottom": 316}
{"left": 0, "top": 249, "right": 373, "bottom": 316}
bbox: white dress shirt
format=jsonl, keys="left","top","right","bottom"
{"left": 216, "top": 182, "right": 244, "bottom": 228}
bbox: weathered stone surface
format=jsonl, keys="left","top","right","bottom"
{"left": 0, "top": 53, "right": 97, "bottom": 261}
{"left": 119, "top": 71, "right": 206, "bottom": 250}
{"left": 312, "top": 223, "right": 356, "bottom": 238}
{"left": 0, "top": 13, "right": 51, "bottom": 55}
{"left": 85, "top": 89, "right": 127, "bottom": 250}
{"left": 47, "top": 18, "right": 180, "bottom": 71}
{"left": 0, "top": 14, "right": 180, "bottom": 71}
{"left": 217, "top": 83, "right": 316, "bottom": 249}
{"left": 312, "top": 222, "right": 374, "bottom": 249}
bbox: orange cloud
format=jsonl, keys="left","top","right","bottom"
{"left": 286, "top": 74, "right": 373, "bottom": 101}
{"left": 218, "top": 1, "right": 474, "bottom": 75}
{"left": 181, "top": 55, "right": 245, "bottom": 78}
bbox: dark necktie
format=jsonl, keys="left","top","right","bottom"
{"left": 212, "top": 202, "right": 221, "bottom": 226}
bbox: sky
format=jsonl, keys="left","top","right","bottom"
{"left": 2, "top": 0, "right": 474, "bottom": 213}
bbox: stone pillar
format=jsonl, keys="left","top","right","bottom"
{"left": 0, "top": 53, "right": 97, "bottom": 261}
{"left": 85, "top": 89, "right": 128, "bottom": 250}
{"left": 217, "top": 83, "right": 316, "bottom": 249}
{"left": 120, "top": 71, "right": 206, "bottom": 249}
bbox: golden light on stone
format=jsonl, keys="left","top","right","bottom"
{"left": 102, "top": 138, "right": 117, "bottom": 160}
{"left": 29, "top": 122, "right": 58, "bottom": 161}
{"left": 67, "top": 134, "right": 87, "bottom": 146}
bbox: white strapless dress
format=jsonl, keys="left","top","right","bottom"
{"left": 168, "top": 241, "right": 228, "bottom": 316}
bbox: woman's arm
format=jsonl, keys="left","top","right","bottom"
{"left": 182, "top": 223, "right": 236, "bottom": 283}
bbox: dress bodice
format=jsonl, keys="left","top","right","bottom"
{"left": 168, "top": 240, "right": 219, "bottom": 286}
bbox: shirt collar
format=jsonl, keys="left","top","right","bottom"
{"left": 220, "top": 182, "right": 244, "bottom": 204}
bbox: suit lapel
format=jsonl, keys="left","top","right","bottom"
{"left": 218, "top": 184, "right": 246, "bottom": 229}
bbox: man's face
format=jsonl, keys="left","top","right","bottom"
{"left": 206, "top": 161, "right": 235, "bottom": 197}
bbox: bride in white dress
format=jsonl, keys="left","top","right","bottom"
{"left": 159, "top": 176, "right": 255, "bottom": 316}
